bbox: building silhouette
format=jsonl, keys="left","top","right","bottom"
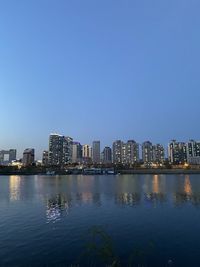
{"left": 0, "top": 149, "right": 16, "bottom": 165}
{"left": 92, "top": 141, "right": 100, "bottom": 163}
{"left": 42, "top": 150, "right": 49, "bottom": 166}
{"left": 72, "top": 142, "right": 82, "bottom": 163}
{"left": 102, "top": 146, "right": 112, "bottom": 164}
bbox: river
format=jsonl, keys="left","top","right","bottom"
{"left": 0, "top": 174, "right": 200, "bottom": 266}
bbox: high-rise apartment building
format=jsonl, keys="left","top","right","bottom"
{"left": 187, "top": 139, "right": 196, "bottom": 159}
{"left": 92, "top": 141, "right": 100, "bottom": 163}
{"left": 82, "top": 144, "right": 92, "bottom": 164}
{"left": 113, "top": 140, "right": 140, "bottom": 164}
{"left": 121, "top": 142, "right": 127, "bottom": 164}
{"left": 186, "top": 140, "right": 200, "bottom": 158}
{"left": 72, "top": 142, "right": 82, "bottom": 163}
{"left": 142, "top": 141, "right": 153, "bottom": 163}
{"left": 23, "top": 148, "right": 35, "bottom": 166}
{"left": 168, "top": 140, "right": 187, "bottom": 164}
{"left": 63, "top": 136, "right": 73, "bottom": 164}
{"left": 186, "top": 140, "right": 200, "bottom": 164}
{"left": 48, "top": 134, "right": 64, "bottom": 165}
{"left": 152, "top": 144, "right": 165, "bottom": 163}
{"left": 102, "top": 146, "right": 112, "bottom": 164}
{"left": 126, "top": 140, "right": 139, "bottom": 164}
{"left": 112, "top": 140, "right": 122, "bottom": 164}
{"left": 48, "top": 133, "right": 73, "bottom": 166}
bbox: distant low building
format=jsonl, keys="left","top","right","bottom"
{"left": 9, "top": 159, "right": 23, "bottom": 169}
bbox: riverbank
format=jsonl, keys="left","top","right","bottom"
{"left": 1, "top": 168, "right": 200, "bottom": 175}
{"left": 119, "top": 169, "right": 200, "bottom": 175}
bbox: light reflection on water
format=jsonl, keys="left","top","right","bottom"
{"left": 1, "top": 174, "right": 200, "bottom": 266}
{"left": 19, "top": 174, "right": 200, "bottom": 223}
{"left": 9, "top": 175, "right": 21, "bottom": 201}
{"left": 46, "top": 194, "right": 71, "bottom": 223}
{"left": 184, "top": 175, "right": 192, "bottom": 196}
{"left": 6, "top": 174, "right": 200, "bottom": 208}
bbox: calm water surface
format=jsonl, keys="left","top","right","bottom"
{"left": 0, "top": 174, "right": 200, "bottom": 266}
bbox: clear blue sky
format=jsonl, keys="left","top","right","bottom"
{"left": 1, "top": 0, "right": 200, "bottom": 158}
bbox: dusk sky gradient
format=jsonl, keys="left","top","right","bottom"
{"left": 1, "top": 0, "right": 200, "bottom": 158}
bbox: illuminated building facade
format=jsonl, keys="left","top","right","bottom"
{"left": 63, "top": 136, "right": 73, "bottom": 164}
{"left": 48, "top": 133, "right": 73, "bottom": 166}
{"left": 186, "top": 140, "right": 200, "bottom": 164}
{"left": 112, "top": 140, "right": 122, "bottom": 164}
{"left": 168, "top": 140, "right": 187, "bottom": 164}
{"left": 23, "top": 148, "right": 35, "bottom": 166}
{"left": 142, "top": 141, "right": 153, "bottom": 163}
{"left": 152, "top": 144, "right": 165, "bottom": 163}
{"left": 126, "top": 140, "right": 139, "bottom": 164}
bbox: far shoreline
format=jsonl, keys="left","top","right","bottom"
{"left": 1, "top": 168, "right": 200, "bottom": 176}
{"left": 119, "top": 169, "right": 200, "bottom": 175}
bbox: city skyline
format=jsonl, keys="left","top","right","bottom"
{"left": 3, "top": 134, "right": 200, "bottom": 159}
{"left": 1, "top": 1, "right": 200, "bottom": 157}
{"left": 1, "top": 133, "right": 200, "bottom": 162}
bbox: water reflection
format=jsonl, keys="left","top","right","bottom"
{"left": 152, "top": 175, "right": 159, "bottom": 194}
{"left": 46, "top": 194, "right": 72, "bottom": 223}
{"left": 9, "top": 175, "right": 21, "bottom": 201}
{"left": 46, "top": 192, "right": 102, "bottom": 223}
{"left": 6, "top": 174, "right": 200, "bottom": 209}
{"left": 115, "top": 193, "right": 140, "bottom": 206}
{"left": 143, "top": 175, "right": 166, "bottom": 204}
{"left": 144, "top": 192, "right": 166, "bottom": 203}
{"left": 173, "top": 176, "right": 200, "bottom": 206}
{"left": 184, "top": 175, "right": 192, "bottom": 196}
{"left": 75, "top": 192, "right": 101, "bottom": 206}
